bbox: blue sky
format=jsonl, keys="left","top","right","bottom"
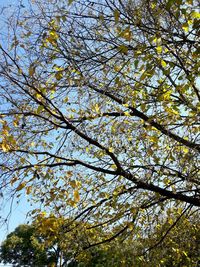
{"left": 0, "top": 197, "right": 33, "bottom": 241}
{"left": 0, "top": 0, "right": 32, "bottom": 251}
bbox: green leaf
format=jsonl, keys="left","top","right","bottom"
{"left": 37, "top": 105, "right": 44, "bottom": 114}
{"left": 117, "top": 45, "right": 128, "bottom": 54}
{"left": 114, "top": 10, "right": 120, "bottom": 23}
{"left": 68, "top": 0, "right": 74, "bottom": 5}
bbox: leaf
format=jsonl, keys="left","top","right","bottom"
{"left": 120, "top": 27, "right": 132, "bottom": 41}
{"left": 16, "top": 182, "right": 26, "bottom": 191}
{"left": 124, "top": 111, "right": 130, "bottom": 116}
{"left": 141, "top": 103, "right": 146, "bottom": 112}
{"left": 182, "top": 23, "right": 189, "bottom": 32}
{"left": 161, "top": 60, "right": 167, "bottom": 68}
{"left": 70, "top": 180, "right": 77, "bottom": 189}
{"left": 49, "top": 30, "right": 58, "bottom": 40}
{"left": 128, "top": 223, "right": 134, "bottom": 230}
{"left": 166, "top": 0, "right": 174, "bottom": 9}
{"left": 94, "top": 103, "right": 100, "bottom": 113}
{"left": 156, "top": 46, "right": 162, "bottom": 54}
{"left": 163, "top": 177, "right": 171, "bottom": 186}
{"left": 26, "top": 186, "right": 32, "bottom": 195}
{"left": 68, "top": 0, "right": 74, "bottom": 5}
{"left": 10, "top": 177, "right": 18, "bottom": 186}
{"left": 117, "top": 45, "right": 128, "bottom": 54}
{"left": 114, "top": 65, "right": 121, "bottom": 72}
{"left": 162, "top": 90, "right": 172, "bottom": 101}
{"left": 1, "top": 143, "right": 8, "bottom": 152}
{"left": 149, "top": 136, "right": 158, "bottom": 143}
{"left": 191, "top": 11, "right": 200, "bottom": 19}
{"left": 183, "top": 251, "right": 188, "bottom": 257}
{"left": 134, "top": 59, "right": 139, "bottom": 68}
{"left": 114, "top": 10, "right": 120, "bottom": 23}
{"left": 55, "top": 72, "right": 63, "bottom": 80}
{"left": 29, "top": 66, "right": 35, "bottom": 76}
{"left": 37, "top": 105, "right": 44, "bottom": 114}
{"left": 74, "top": 190, "right": 80, "bottom": 202}
{"left": 108, "top": 147, "right": 114, "bottom": 153}
{"left": 61, "top": 15, "right": 67, "bottom": 22}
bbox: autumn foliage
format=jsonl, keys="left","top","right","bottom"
{"left": 0, "top": 0, "right": 199, "bottom": 265}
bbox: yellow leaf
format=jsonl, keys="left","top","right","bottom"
{"left": 149, "top": 136, "right": 158, "bottom": 143}
{"left": 163, "top": 177, "right": 171, "bottom": 186}
{"left": 18, "top": 68, "right": 23, "bottom": 74}
{"left": 37, "top": 105, "right": 44, "bottom": 114}
{"left": 183, "top": 251, "right": 188, "bottom": 257}
{"left": 128, "top": 223, "right": 134, "bottom": 230}
{"left": 76, "top": 181, "right": 82, "bottom": 187}
{"left": 165, "top": 106, "right": 179, "bottom": 115}
{"left": 55, "top": 72, "right": 63, "bottom": 80}
{"left": 16, "top": 182, "right": 26, "bottom": 191}
{"left": 123, "top": 103, "right": 129, "bottom": 107}
{"left": 74, "top": 190, "right": 80, "bottom": 202}
{"left": 26, "top": 186, "right": 32, "bottom": 195}
{"left": 10, "top": 177, "right": 18, "bottom": 186}
{"left": 161, "top": 60, "right": 167, "bottom": 68}
{"left": 63, "top": 96, "right": 69, "bottom": 103}
{"left": 94, "top": 103, "right": 100, "bottom": 113}
{"left": 191, "top": 11, "right": 200, "bottom": 19}
{"left": 162, "top": 90, "right": 172, "bottom": 101}
{"left": 182, "top": 147, "right": 189, "bottom": 153}
{"left": 182, "top": 23, "right": 189, "bottom": 32}
{"left": 70, "top": 180, "right": 77, "bottom": 189}
{"left": 124, "top": 111, "right": 130, "bottom": 116}
{"left": 13, "top": 119, "right": 19, "bottom": 127}
{"left": 114, "top": 65, "right": 121, "bottom": 72}
{"left": 108, "top": 147, "right": 114, "bottom": 153}
{"left": 1, "top": 141, "right": 10, "bottom": 152}
{"left": 49, "top": 30, "right": 59, "bottom": 40}
{"left": 156, "top": 46, "right": 162, "bottom": 54}
{"left": 186, "top": 0, "right": 193, "bottom": 4}
{"left": 54, "top": 66, "right": 64, "bottom": 71}
{"left": 120, "top": 27, "right": 132, "bottom": 41}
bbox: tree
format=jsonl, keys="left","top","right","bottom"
{"left": 0, "top": 0, "right": 199, "bottom": 256}
{"left": 1, "top": 211, "right": 199, "bottom": 267}
{"left": 0, "top": 224, "right": 53, "bottom": 266}
{"left": 0, "top": 219, "right": 80, "bottom": 267}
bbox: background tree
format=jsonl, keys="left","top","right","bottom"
{"left": 0, "top": 224, "right": 52, "bottom": 266}
{"left": 1, "top": 211, "right": 199, "bottom": 267}
{"left": 0, "top": 219, "right": 79, "bottom": 267}
{"left": 0, "top": 0, "right": 199, "bottom": 258}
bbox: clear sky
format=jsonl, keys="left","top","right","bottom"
{"left": 0, "top": 196, "right": 34, "bottom": 242}
{"left": 0, "top": 0, "right": 32, "bottom": 259}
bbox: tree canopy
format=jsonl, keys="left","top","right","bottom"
{"left": 0, "top": 224, "right": 53, "bottom": 266}
{"left": 1, "top": 213, "right": 200, "bottom": 266}
{"left": 0, "top": 0, "right": 199, "bottom": 262}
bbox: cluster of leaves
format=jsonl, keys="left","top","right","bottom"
{"left": 0, "top": 0, "right": 199, "bottom": 261}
